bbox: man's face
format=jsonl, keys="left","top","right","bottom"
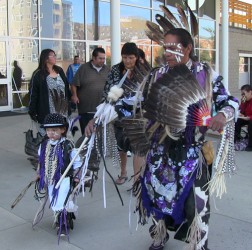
{"left": 74, "top": 57, "right": 80, "bottom": 64}
{"left": 92, "top": 52, "right": 106, "bottom": 67}
{"left": 163, "top": 34, "right": 191, "bottom": 68}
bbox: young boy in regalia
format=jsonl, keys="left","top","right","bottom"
{"left": 35, "top": 113, "right": 82, "bottom": 238}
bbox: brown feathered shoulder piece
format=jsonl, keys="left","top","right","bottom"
{"left": 145, "top": 1, "right": 198, "bottom": 43}
{"left": 144, "top": 64, "right": 207, "bottom": 129}
{"left": 121, "top": 114, "right": 150, "bottom": 156}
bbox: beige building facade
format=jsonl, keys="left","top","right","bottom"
{"left": 0, "top": 0, "right": 251, "bottom": 111}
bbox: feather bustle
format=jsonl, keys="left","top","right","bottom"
{"left": 144, "top": 65, "right": 208, "bottom": 128}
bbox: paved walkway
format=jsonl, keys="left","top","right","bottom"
{"left": 0, "top": 114, "right": 251, "bottom": 250}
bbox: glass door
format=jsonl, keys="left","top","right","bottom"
{"left": 0, "top": 39, "right": 11, "bottom": 111}
{"left": 239, "top": 54, "right": 252, "bottom": 89}
{"left": 86, "top": 41, "right": 111, "bottom": 67}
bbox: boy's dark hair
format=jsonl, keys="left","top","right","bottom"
{"left": 92, "top": 47, "right": 105, "bottom": 57}
{"left": 74, "top": 55, "right": 79, "bottom": 59}
{"left": 241, "top": 84, "right": 252, "bottom": 92}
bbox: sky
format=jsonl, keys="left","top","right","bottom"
{"left": 70, "top": 0, "right": 252, "bottom": 24}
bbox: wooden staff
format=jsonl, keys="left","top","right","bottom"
{"left": 55, "top": 136, "right": 89, "bottom": 189}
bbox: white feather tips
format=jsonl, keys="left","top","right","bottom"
{"left": 107, "top": 85, "right": 124, "bottom": 102}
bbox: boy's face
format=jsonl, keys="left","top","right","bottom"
{"left": 241, "top": 90, "right": 252, "bottom": 102}
{"left": 46, "top": 127, "right": 65, "bottom": 141}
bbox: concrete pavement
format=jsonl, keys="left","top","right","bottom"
{"left": 0, "top": 113, "right": 251, "bottom": 250}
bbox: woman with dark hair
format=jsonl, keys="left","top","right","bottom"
{"left": 85, "top": 42, "right": 149, "bottom": 185}
{"left": 138, "top": 48, "right": 151, "bottom": 70}
{"left": 29, "top": 49, "right": 70, "bottom": 134}
{"left": 135, "top": 28, "right": 239, "bottom": 250}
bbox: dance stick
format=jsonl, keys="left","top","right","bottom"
{"left": 55, "top": 136, "right": 89, "bottom": 189}
{"left": 55, "top": 72, "right": 129, "bottom": 189}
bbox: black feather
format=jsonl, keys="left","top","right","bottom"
{"left": 159, "top": 5, "right": 182, "bottom": 28}
{"left": 183, "top": 0, "right": 198, "bottom": 37}
{"left": 155, "top": 14, "right": 175, "bottom": 32}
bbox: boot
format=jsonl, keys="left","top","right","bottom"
{"left": 149, "top": 224, "right": 169, "bottom": 250}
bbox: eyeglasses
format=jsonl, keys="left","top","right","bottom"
{"left": 48, "top": 54, "right": 56, "bottom": 58}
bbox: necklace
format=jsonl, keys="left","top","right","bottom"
{"left": 44, "top": 142, "right": 58, "bottom": 185}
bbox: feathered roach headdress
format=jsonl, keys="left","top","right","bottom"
{"left": 145, "top": 0, "right": 198, "bottom": 45}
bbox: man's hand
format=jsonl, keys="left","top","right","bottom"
{"left": 71, "top": 95, "right": 79, "bottom": 104}
{"left": 208, "top": 112, "right": 226, "bottom": 131}
{"left": 85, "top": 118, "right": 96, "bottom": 137}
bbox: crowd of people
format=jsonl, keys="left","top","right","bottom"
{"left": 24, "top": 4, "right": 249, "bottom": 249}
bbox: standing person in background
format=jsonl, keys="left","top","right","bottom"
{"left": 71, "top": 47, "right": 109, "bottom": 135}
{"left": 85, "top": 42, "right": 150, "bottom": 185}
{"left": 12, "top": 60, "right": 23, "bottom": 91}
{"left": 28, "top": 49, "right": 70, "bottom": 135}
{"left": 66, "top": 55, "right": 81, "bottom": 85}
{"left": 66, "top": 55, "right": 81, "bottom": 112}
{"left": 138, "top": 48, "right": 151, "bottom": 70}
{"left": 234, "top": 84, "right": 252, "bottom": 151}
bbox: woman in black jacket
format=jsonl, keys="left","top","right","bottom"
{"left": 28, "top": 49, "right": 70, "bottom": 129}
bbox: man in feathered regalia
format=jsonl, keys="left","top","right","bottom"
{"left": 129, "top": 3, "right": 239, "bottom": 250}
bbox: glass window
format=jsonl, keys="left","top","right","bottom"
{"left": 10, "top": 39, "right": 39, "bottom": 83}
{"left": 152, "top": 45, "right": 165, "bottom": 67}
{"left": 62, "top": 41, "right": 86, "bottom": 70}
{"left": 152, "top": 0, "right": 165, "bottom": 10}
{"left": 86, "top": 1, "right": 110, "bottom": 41}
{"left": 199, "top": 49, "right": 216, "bottom": 68}
{"left": 12, "top": 92, "right": 30, "bottom": 108}
{"left": 40, "top": 0, "right": 84, "bottom": 39}
{"left": 9, "top": 0, "right": 38, "bottom": 37}
{"left": 41, "top": 40, "right": 86, "bottom": 72}
{"left": 121, "top": 5, "right": 150, "bottom": 43}
{"left": 0, "top": 41, "right": 6, "bottom": 77}
{"left": 105, "top": 45, "right": 111, "bottom": 68}
{"left": 73, "top": 41, "right": 86, "bottom": 63}
{"left": 239, "top": 56, "right": 251, "bottom": 88}
{"left": 239, "top": 57, "right": 249, "bottom": 73}
{"left": 137, "top": 45, "right": 152, "bottom": 65}
{"left": 0, "top": 0, "right": 7, "bottom": 36}
{"left": 199, "top": 19, "right": 216, "bottom": 50}
{"left": 121, "top": 0, "right": 151, "bottom": 8}
{"left": 0, "top": 84, "right": 8, "bottom": 106}
{"left": 73, "top": 23, "right": 85, "bottom": 40}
